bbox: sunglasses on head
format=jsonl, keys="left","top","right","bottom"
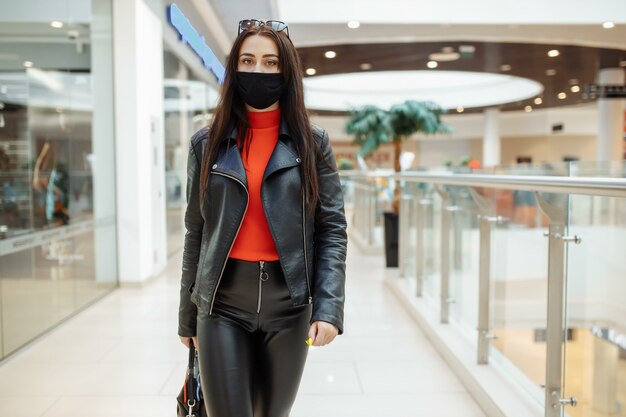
{"left": 238, "top": 19, "right": 289, "bottom": 38}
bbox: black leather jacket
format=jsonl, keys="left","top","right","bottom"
{"left": 178, "top": 121, "right": 347, "bottom": 337}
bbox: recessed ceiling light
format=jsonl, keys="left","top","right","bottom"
{"left": 50, "top": 21, "right": 64, "bottom": 29}
{"left": 429, "top": 51, "right": 460, "bottom": 62}
{"left": 547, "top": 49, "right": 560, "bottom": 58}
{"left": 347, "top": 21, "right": 360, "bottom": 29}
{"left": 459, "top": 45, "right": 475, "bottom": 54}
{"left": 546, "top": 69, "right": 557, "bottom": 76}
{"left": 360, "top": 63, "right": 372, "bottom": 70}
{"left": 534, "top": 97, "right": 543, "bottom": 105}
{"left": 427, "top": 60, "right": 438, "bottom": 69}
{"left": 324, "top": 51, "right": 336, "bottom": 59}
{"left": 602, "top": 21, "right": 615, "bottom": 29}
{"left": 500, "top": 64, "right": 512, "bottom": 71}
{"left": 524, "top": 105, "right": 532, "bottom": 112}
{"left": 23, "top": 61, "right": 33, "bottom": 68}
{"left": 456, "top": 106, "right": 464, "bottom": 113}
{"left": 570, "top": 85, "right": 580, "bottom": 93}
{"left": 305, "top": 68, "right": 317, "bottom": 76}
{"left": 558, "top": 92, "right": 567, "bottom": 99}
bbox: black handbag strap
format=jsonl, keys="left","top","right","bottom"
{"left": 186, "top": 339, "right": 198, "bottom": 410}
{"left": 187, "top": 339, "right": 196, "bottom": 369}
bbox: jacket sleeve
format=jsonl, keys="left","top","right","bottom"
{"left": 311, "top": 127, "right": 348, "bottom": 334}
{"left": 178, "top": 138, "right": 204, "bottom": 337}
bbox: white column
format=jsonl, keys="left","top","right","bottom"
{"left": 91, "top": 0, "right": 117, "bottom": 284}
{"left": 596, "top": 68, "right": 625, "bottom": 162}
{"left": 483, "top": 108, "right": 501, "bottom": 167}
{"left": 113, "top": 0, "right": 166, "bottom": 283}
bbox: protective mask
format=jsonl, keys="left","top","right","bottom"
{"left": 236, "top": 72, "right": 285, "bottom": 110}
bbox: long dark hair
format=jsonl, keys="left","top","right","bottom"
{"left": 199, "top": 25, "right": 320, "bottom": 213}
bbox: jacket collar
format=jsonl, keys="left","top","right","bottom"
{"left": 214, "top": 118, "right": 300, "bottom": 187}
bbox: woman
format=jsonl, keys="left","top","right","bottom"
{"left": 178, "top": 19, "right": 347, "bottom": 417}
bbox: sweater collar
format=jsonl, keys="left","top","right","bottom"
{"left": 247, "top": 108, "right": 280, "bottom": 129}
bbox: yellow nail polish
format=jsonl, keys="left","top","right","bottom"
{"left": 306, "top": 337, "right": 313, "bottom": 346}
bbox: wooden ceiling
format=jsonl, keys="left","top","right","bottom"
{"left": 297, "top": 41, "right": 626, "bottom": 114}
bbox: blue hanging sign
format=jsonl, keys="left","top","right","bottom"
{"left": 167, "top": 3, "right": 225, "bottom": 83}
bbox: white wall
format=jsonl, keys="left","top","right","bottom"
{"left": 312, "top": 104, "right": 605, "bottom": 168}
{"left": 113, "top": 0, "right": 166, "bottom": 283}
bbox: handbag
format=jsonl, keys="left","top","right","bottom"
{"left": 176, "top": 340, "right": 208, "bottom": 417}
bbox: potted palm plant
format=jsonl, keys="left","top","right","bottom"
{"left": 346, "top": 100, "right": 451, "bottom": 267}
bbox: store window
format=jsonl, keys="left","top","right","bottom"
{"left": 0, "top": 0, "right": 117, "bottom": 359}
{"left": 163, "top": 47, "right": 218, "bottom": 257}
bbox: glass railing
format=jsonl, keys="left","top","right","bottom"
{"left": 339, "top": 162, "right": 626, "bottom": 417}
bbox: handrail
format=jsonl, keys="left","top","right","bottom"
{"left": 339, "top": 171, "right": 626, "bottom": 198}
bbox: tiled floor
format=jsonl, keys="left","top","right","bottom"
{"left": 0, "top": 241, "right": 486, "bottom": 417}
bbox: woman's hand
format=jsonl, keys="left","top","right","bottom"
{"left": 179, "top": 336, "right": 198, "bottom": 350}
{"left": 308, "top": 321, "right": 338, "bottom": 346}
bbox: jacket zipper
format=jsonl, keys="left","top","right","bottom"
{"left": 257, "top": 260, "right": 268, "bottom": 313}
{"left": 302, "top": 192, "right": 312, "bottom": 304}
{"left": 209, "top": 171, "right": 249, "bottom": 315}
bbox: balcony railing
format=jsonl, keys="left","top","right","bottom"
{"left": 340, "top": 162, "right": 626, "bottom": 417}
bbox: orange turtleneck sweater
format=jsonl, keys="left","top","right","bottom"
{"left": 230, "top": 108, "right": 280, "bottom": 261}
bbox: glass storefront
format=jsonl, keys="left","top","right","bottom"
{"left": 0, "top": 0, "right": 117, "bottom": 359}
{"left": 163, "top": 47, "right": 218, "bottom": 258}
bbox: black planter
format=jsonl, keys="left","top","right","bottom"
{"left": 383, "top": 212, "right": 399, "bottom": 267}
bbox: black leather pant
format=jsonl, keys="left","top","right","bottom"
{"left": 196, "top": 258, "right": 311, "bottom": 417}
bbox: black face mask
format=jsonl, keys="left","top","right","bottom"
{"left": 236, "top": 72, "right": 285, "bottom": 110}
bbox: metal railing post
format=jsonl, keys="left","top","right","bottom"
{"left": 399, "top": 196, "right": 412, "bottom": 277}
{"left": 435, "top": 186, "right": 457, "bottom": 324}
{"left": 415, "top": 195, "right": 431, "bottom": 297}
{"left": 469, "top": 188, "right": 502, "bottom": 365}
{"left": 535, "top": 192, "right": 580, "bottom": 417}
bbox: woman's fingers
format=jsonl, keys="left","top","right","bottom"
{"left": 309, "top": 321, "right": 338, "bottom": 346}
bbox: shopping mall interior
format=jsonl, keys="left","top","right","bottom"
{"left": 0, "top": 0, "right": 624, "bottom": 416}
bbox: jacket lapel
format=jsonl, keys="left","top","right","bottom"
{"left": 213, "top": 141, "right": 248, "bottom": 187}
{"left": 264, "top": 140, "right": 301, "bottom": 181}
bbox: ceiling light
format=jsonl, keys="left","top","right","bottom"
{"left": 23, "top": 61, "right": 33, "bottom": 68}
{"left": 524, "top": 105, "right": 532, "bottom": 112}
{"left": 546, "top": 69, "right": 557, "bottom": 76}
{"left": 305, "top": 68, "right": 316, "bottom": 76}
{"left": 500, "top": 64, "right": 512, "bottom": 71}
{"left": 50, "top": 21, "right": 64, "bottom": 29}
{"left": 360, "top": 63, "right": 372, "bottom": 70}
{"left": 570, "top": 85, "right": 580, "bottom": 93}
{"left": 427, "top": 61, "right": 438, "bottom": 69}
{"left": 547, "top": 49, "right": 560, "bottom": 58}
{"left": 602, "top": 21, "right": 615, "bottom": 29}
{"left": 347, "top": 21, "right": 360, "bottom": 29}
{"left": 459, "top": 45, "right": 475, "bottom": 54}
{"left": 456, "top": 106, "right": 464, "bottom": 113}
{"left": 324, "top": 51, "right": 336, "bottom": 59}
{"left": 534, "top": 97, "right": 543, "bottom": 105}
{"left": 558, "top": 92, "right": 567, "bottom": 99}
{"left": 429, "top": 51, "right": 460, "bottom": 62}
